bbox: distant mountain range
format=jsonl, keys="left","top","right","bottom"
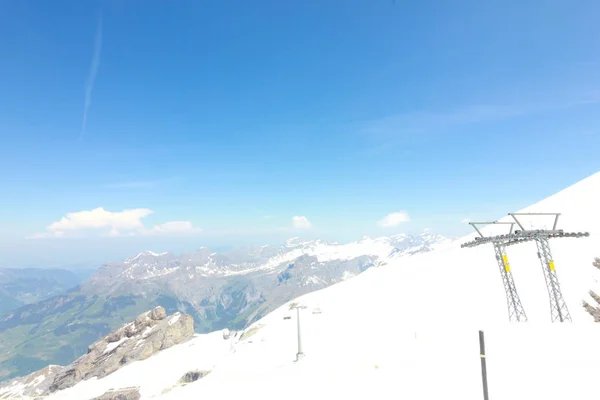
{"left": 0, "top": 232, "right": 451, "bottom": 382}
{"left": 0, "top": 268, "right": 96, "bottom": 317}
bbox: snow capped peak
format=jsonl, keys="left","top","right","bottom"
{"left": 284, "top": 237, "right": 320, "bottom": 248}
{"left": 128, "top": 250, "right": 168, "bottom": 261}
{"left": 418, "top": 230, "right": 445, "bottom": 241}
{"left": 117, "top": 251, "right": 180, "bottom": 280}
{"left": 285, "top": 237, "right": 301, "bottom": 247}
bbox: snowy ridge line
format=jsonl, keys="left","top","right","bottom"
{"left": 105, "top": 232, "right": 450, "bottom": 281}
{"left": 127, "top": 250, "right": 169, "bottom": 262}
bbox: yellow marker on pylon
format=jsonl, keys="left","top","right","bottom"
{"left": 549, "top": 261, "right": 555, "bottom": 271}
{"left": 502, "top": 254, "right": 511, "bottom": 272}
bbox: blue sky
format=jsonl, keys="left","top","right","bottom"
{"left": 1, "top": 0, "right": 599, "bottom": 267}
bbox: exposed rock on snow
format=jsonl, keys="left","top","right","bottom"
{"left": 48, "top": 307, "right": 193, "bottom": 394}
{"left": 583, "top": 288, "right": 600, "bottom": 321}
{"left": 583, "top": 257, "right": 600, "bottom": 321}
{"left": 239, "top": 324, "right": 264, "bottom": 340}
{"left": 583, "top": 300, "right": 600, "bottom": 321}
{"left": 0, "top": 365, "right": 63, "bottom": 399}
{"left": 178, "top": 370, "right": 211, "bottom": 384}
{"left": 21, "top": 307, "right": 194, "bottom": 396}
{"left": 150, "top": 307, "right": 167, "bottom": 321}
{"left": 90, "top": 387, "right": 140, "bottom": 400}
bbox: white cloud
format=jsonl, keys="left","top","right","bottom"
{"left": 144, "top": 221, "right": 200, "bottom": 235}
{"left": 292, "top": 216, "right": 312, "bottom": 229}
{"left": 47, "top": 207, "right": 153, "bottom": 233}
{"left": 377, "top": 211, "right": 410, "bottom": 227}
{"left": 27, "top": 207, "right": 200, "bottom": 239}
{"left": 461, "top": 218, "right": 471, "bottom": 224}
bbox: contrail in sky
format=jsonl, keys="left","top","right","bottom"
{"left": 79, "top": 12, "right": 103, "bottom": 140}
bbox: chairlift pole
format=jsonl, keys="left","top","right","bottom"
{"left": 291, "top": 304, "right": 307, "bottom": 361}
{"left": 296, "top": 307, "right": 304, "bottom": 360}
{"left": 479, "top": 330, "right": 489, "bottom": 400}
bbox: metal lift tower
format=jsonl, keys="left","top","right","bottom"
{"left": 462, "top": 221, "right": 528, "bottom": 322}
{"left": 462, "top": 213, "right": 590, "bottom": 323}
{"left": 508, "top": 213, "right": 589, "bottom": 322}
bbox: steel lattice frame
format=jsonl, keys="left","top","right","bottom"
{"left": 463, "top": 221, "right": 528, "bottom": 322}
{"left": 534, "top": 236, "right": 571, "bottom": 322}
{"left": 461, "top": 213, "right": 590, "bottom": 323}
{"left": 493, "top": 242, "right": 528, "bottom": 322}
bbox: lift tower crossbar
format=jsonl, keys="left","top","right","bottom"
{"left": 462, "top": 222, "right": 528, "bottom": 322}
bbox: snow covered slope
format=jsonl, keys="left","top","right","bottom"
{"left": 44, "top": 172, "right": 600, "bottom": 400}
{"left": 42, "top": 331, "right": 232, "bottom": 400}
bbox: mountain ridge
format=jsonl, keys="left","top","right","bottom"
{"left": 0, "top": 232, "right": 448, "bottom": 382}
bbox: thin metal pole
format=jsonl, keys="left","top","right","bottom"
{"left": 296, "top": 307, "right": 304, "bottom": 360}
{"left": 479, "top": 330, "right": 489, "bottom": 400}
{"left": 508, "top": 213, "right": 526, "bottom": 231}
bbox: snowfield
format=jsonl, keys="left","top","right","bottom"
{"left": 44, "top": 331, "right": 233, "bottom": 400}
{"left": 45, "top": 172, "right": 600, "bottom": 400}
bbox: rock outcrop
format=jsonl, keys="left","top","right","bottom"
{"left": 583, "top": 289, "right": 600, "bottom": 321}
{"left": 179, "top": 369, "right": 211, "bottom": 384}
{"left": 0, "top": 365, "right": 63, "bottom": 399}
{"left": 583, "top": 257, "right": 600, "bottom": 322}
{"left": 47, "top": 306, "right": 193, "bottom": 394}
{"left": 91, "top": 387, "right": 141, "bottom": 400}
